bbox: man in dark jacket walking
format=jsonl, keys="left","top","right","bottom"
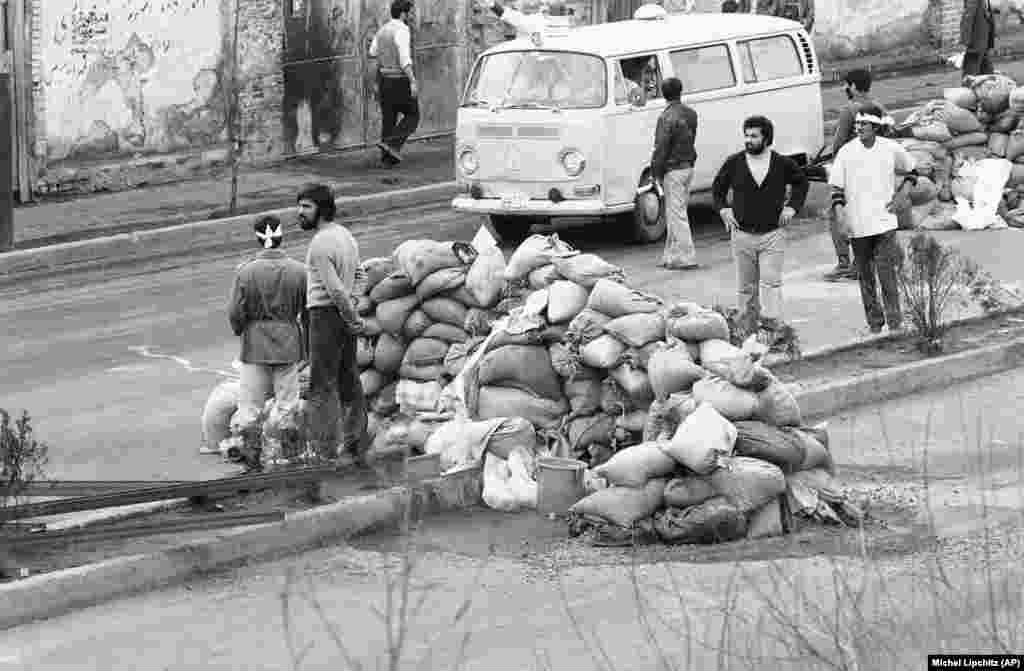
{"left": 961, "top": 0, "right": 999, "bottom": 77}
{"left": 651, "top": 77, "right": 700, "bottom": 269}
{"left": 226, "top": 215, "right": 308, "bottom": 469}
{"left": 713, "top": 116, "right": 809, "bottom": 340}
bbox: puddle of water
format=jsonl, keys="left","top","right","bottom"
{"left": 129, "top": 345, "right": 239, "bottom": 379}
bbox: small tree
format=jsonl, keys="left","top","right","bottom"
{"left": 0, "top": 409, "right": 49, "bottom": 507}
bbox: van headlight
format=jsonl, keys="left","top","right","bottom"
{"left": 458, "top": 148, "right": 479, "bottom": 176}
{"left": 559, "top": 149, "right": 586, "bottom": 177}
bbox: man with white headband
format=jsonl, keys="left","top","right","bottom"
{"left": 224, "top": 215, "right": 308, "bottom": 468}
{"left": 828, "top": 103, "right": 917, "bottom": 336}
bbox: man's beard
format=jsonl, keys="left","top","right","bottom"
{"left": 845, "top": 87, "right": 854, "bottom": 101}
{"left": 745, "top": 142, "right": 766, "bottom": 155}
{"left": 298, "top": 215, "right": 317, "bottom": 231}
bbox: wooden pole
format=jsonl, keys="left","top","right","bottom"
{"left": 0, "top": 53, "right": 14, "bottom": 252}
{"left": 227, "top": 0, "right": 241, "bottom": 214}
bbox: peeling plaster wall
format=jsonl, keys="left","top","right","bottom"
{"left": 812, "top": 0, "right": 930, "bottom": 61}
{"left": 40, "top": 0, "right": 225, "bottom": 167}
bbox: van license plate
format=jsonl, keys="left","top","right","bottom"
{"left": 501, "top": 192, "right": 529, "bottom": 210}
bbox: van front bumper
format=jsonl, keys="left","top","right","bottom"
{"left": 451, "top": 196, "right": 633, "bottom": 218}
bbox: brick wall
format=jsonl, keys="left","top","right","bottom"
{"left": 940, "top": 0, "right": 964, "bottom": 49}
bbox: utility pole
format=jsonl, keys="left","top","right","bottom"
{"left": 0, "top": 47, "right": 13, "bottom": 252}
{"left": 227, "top": 0, "right": 241, "bottom": 214}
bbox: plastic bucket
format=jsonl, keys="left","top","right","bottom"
{"left": 537, "top": 457, "right": 587, "bottom": 516}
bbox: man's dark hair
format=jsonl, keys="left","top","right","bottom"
{"left": 253, "top": 215, "right": 283, "bottom": 248}
{"left": 661, "top": 77, "right": 682, "bottom": 101}
{"left": 844, "top": 68, "right": 872, "bottom": 94}
{"left": 743, "top": 115, "right": 774, "bottom": 146}
{"left": 390, "top": 0, "right": 413, "bottom": 18}
{"left": 297, "top": 183, "right": 336, "bottom": 221}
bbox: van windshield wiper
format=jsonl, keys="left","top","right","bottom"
{"left": 499, "top": 101, "right": 562, "bottom": 111}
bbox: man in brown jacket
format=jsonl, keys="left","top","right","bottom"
{"left": 226, "top": 215, "right": 308, "bottom": 469}
{"left": 961, "top": 0, "right": 999, "bottom": 77}
{"left": 651, "top": 77, "right": 700, "bottom": 270}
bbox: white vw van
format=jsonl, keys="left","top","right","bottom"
{"left": 451, "top": 5, "right": 825, "bottom": 243}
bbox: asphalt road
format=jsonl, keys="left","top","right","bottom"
{"left": 3, "top": 369, "right": 1022, "bottom": 670}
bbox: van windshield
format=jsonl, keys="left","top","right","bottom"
{"left": 463, "top": 51, "right": 607, "bottom": 110}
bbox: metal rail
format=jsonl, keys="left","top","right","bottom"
{"left": 0, "top": 465, "right": 340, "bottom": 522}
{"left": 2, "top": 511, "right": 285, "bottom": 548}
{"left": 0, "top": 480, "right": 198, "bottom": 498}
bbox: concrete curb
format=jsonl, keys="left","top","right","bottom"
{"left": 0, "top": 182, "right": 457, "bottom": 282}
{"left": 794, "top": 337, "right": 1024, "bottom": 420}
{"left": 0, "top": 465, "right": 482, "bottom": 631}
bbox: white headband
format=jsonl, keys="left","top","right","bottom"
{"left": 855, "top": 112, "right": 895, "bottom": 126}
{"left": 256, "top": 223, "right": 282, "bottom": 249}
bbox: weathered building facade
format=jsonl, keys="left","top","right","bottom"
{"left": 1, "top": 0, "right": 1018, "bottom": 197}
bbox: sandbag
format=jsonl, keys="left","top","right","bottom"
{"left": 1010, "top": 86, "right": 1024, "bottom": 115}
{"left": 394, "top": 240, "right": 474, "bottom": 286}
{"left": 616, "top": 409, "right": 648, "bottom": 434}
{"left": 945, "top": 131, "right": 989, "bottom": 150}
{"left": 991, "top": 109, "right": 1019, "bottom": 133}
{"left": 595, "top": 442, "right": 677, "bottom": 488}
{"left": 354, "top": 294, "right": 374, "bottom": 316}
{"left": 603, "top": 313, "right": 666, "bottom": 348}
{"left": 374, "top": 332, "right": 407, "bottom": 375}
{"left": 566, "top": 413, "right": 616, "bottom": 451}
{"left": 444, "top": 337, "right": 485, "bottom": 378}
{"left": 369, "top": 271, "right": 414, "bottom": 303}
{"left": 703, "top": 354, "right": 773, "bottom": 392}
{"left": 667, "top": 310, "right": 730, "bottom": 342}
{"left": 908, "top": 150, "right": 937, "bottom": 177}
{"left": 443, "top": 285, "right": 486, "bottom": 310}
{"left": 754, "top": 380, "right": 802, "bottom": 427}
{"left": 402, "top": 309, "right": 433, "bottom": 340}
{"left": 201, "top": 379, "right": 241, "bottom": 449}
{"left": 422, "top": 322, "right": 469, "bottom": 344}
{"left": 968, "top": 73, "right": 1017, "bottom": 115}
{"left": 527, "top": 264, "right": 561, "bottom": 290}
{"left": 402, "top": 337, "right": 450, "bottom": 367}
{"left": 899, "top": 138, "right": 949, "bottom": 159}
{"left": 653, "top": 497, "right": 747, "bottom": 544}
{"left": 580, "top": 334, "right": 627, "bottom": 369}
{"left": 486, "top": 416, "right": 538, "bottom": 460}
{"left": 566, "top": 308, "right": 613, "bottom": 345}
{"left": 586, "top": 279, "right": 663, "bottom": 318}
{"left": 362, "top": 316, "right": 383, "bottom": 337}
{"left": 564, "top": 377, "right": 604, "bottom": 417}
{"left": 361, "top": 258, "right": 396, "bottom": 293}
{"left": 546, "top": 281, "right": 590, "bottom": 324}
{"left": 747, "top": 498, "right": 784, "bottom": 539}
{"left": 664, "top": 475, "right": 717, "bottom": 509}
{"left": 1007, "top": 131, "right": 1024, "bottom": 162}
{"left": 421, "top": 297, "right": 469, "bottom": 327}
{"left": 944, "top": 86, "right": 978, "bottom": 111}
{"left": 663, "top": 402, "right": 737, "bottom": 474}
{"left": 476, "top": 385, "right": 568, "bottom": 429}
{"left": 711, "top": 456, "right": 786, "bottom": 513}
{"left": 416, "top": 266, "right": 468, "bottom": 300}
{"left": 371, "top": 382, "right": 398, "bottom": 415}
{"left": 938, "top": 101, "right": 984, "bottom": 134}
{"left": 911, "top": 120, "right": 952, "bottom": 143}
{"left": 465, "top": 245, "right": 506, "bottom": 308}
{"left": 376, "top": 294, "right": 420, "bottom": 335}
{"left": 552, "top": 253, "right": 626, "bottom": 289}
{"left": 398, "top": 361, "right": 446, "bottom": 382}
{"left": 990, "top": 132, "right": 1012, "bottom": 159}
{"left": 699, "top": 339, "right": 744, "bottom": 368}
{"left": 425, "top": 418, "right": 504, "bottom": 473}
{"left": 733, "top": 421, "right": 806, "bottom": 472}
{"left": 548, "top": 342, "right": 581, "bottom": 379}
{"left": 692, "top": 376, "right": 759, "bottom": 421}
{"left": 648, "top": 342, "right": 705, "bottom": 400}
{"left": 478, "top": 345, "right": 563, "bottom": 401}
{"left": 395, "top": 379, "right": 443, "bottom": 414}
{"left": 635, "top": 341, "right": 665, "bottom": 369}
{"left": 360, "top": 369, "right": 387, "bottom": 397}
{"left": 504, "top": 234, "right": 575, "bottom": 280}
{"left": 909, "top": 175, "right": 940, "bottom": 205}
{"left": 610, "top": 362, "right": 654, "bottom": 405}
{"left": 954, "top": 146, "right": 992, "bottom": 166}
{"left": 570, "top": 479, "right": 667, "bottom": 528}
{"left": 464, "top": 308, "right": 499, "bottom": 337}
{"left": 1010, "top": 163, "right": 1024, "bottom": 187}
{"left": 791, "top": 427, "right": 834, "bottom": 473}
{"left": 600, "top": 377, "right": 635, "bottom": 415}
{"left": 356, "top": 337, "right": 375, "bottom": 368}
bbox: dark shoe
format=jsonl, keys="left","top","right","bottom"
{"left": 824, "top": 263, "right": 855, "bottom": 282}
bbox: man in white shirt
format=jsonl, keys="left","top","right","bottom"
{"left": 369, "top": 0, "right": 419, "bottom": 166}
{"left": 481, "top": 0, "right": 569, "bottom": 41}
{"left": 828, "top": 104, "right": 918, "bottom": 335}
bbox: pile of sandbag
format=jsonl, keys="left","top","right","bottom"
{"left": 894, "top": 73, "right": 1024, "bottom": 231}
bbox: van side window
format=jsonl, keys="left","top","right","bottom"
{"left": 615, "top": 55, "right": 662, "bottom": 106}
{"left": 668, "top": 44, "right": 735, "bottom": 94}
{"left": 739, "top": 35, "right": 804, "bottom": 82}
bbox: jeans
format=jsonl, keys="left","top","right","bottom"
{"left": 378, "top": 75, "right": 420, "bottom": 153}
{"left": 851, "top": 230, "right": 904, "bottom": 330}
{"left": 662, "top": 167, "right": 696, "bottom": 268}
{"left": 829, "top": 209, "right": 852, "bottom": 265}
{"left": 236, "top": 362, "right": 302, "bottom": 427}
{"left": 731, "top": 227, "right": 785, "bottom": 331}
{"left": 962, "top": 50, "right": 994, "bottom": 77}
{"left": 307, "top": 306, "right": 367, "bottom": 460}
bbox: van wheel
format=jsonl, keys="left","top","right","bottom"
{"left": 488, "top": 215, "right": 533, "bottom": 245}
{"left": 631, "top": 190, "right": 666, "bottom": 243}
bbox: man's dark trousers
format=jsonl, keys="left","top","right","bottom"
{"left": 378, "top": 74, "right": 420, "bottom": 153}
{"left": 307, "top": 306, "right": 367, "bottom": 460}
{"left": 851, "top": 230, "right": 904, "bottom": 331}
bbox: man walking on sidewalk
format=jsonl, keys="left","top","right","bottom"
{"left": 829, "top": 105, "right": 918, "bottom": 335}
{"left": 713, "top": 116, "right": 809, "bottom": 340}
{"left": 297, "top": 184, "right": 368, "bottom": 465}
{"left": 225, "top": 216, "right": 308, "bottom": 470}
{"left": 826, "top": 68, "right": 889, "bottom": 282}
{"left": 651, "top": 77, "right": 700, "bottom": 270}
{"left": 369, "top": 0, "right": 420, "bottom": 167}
